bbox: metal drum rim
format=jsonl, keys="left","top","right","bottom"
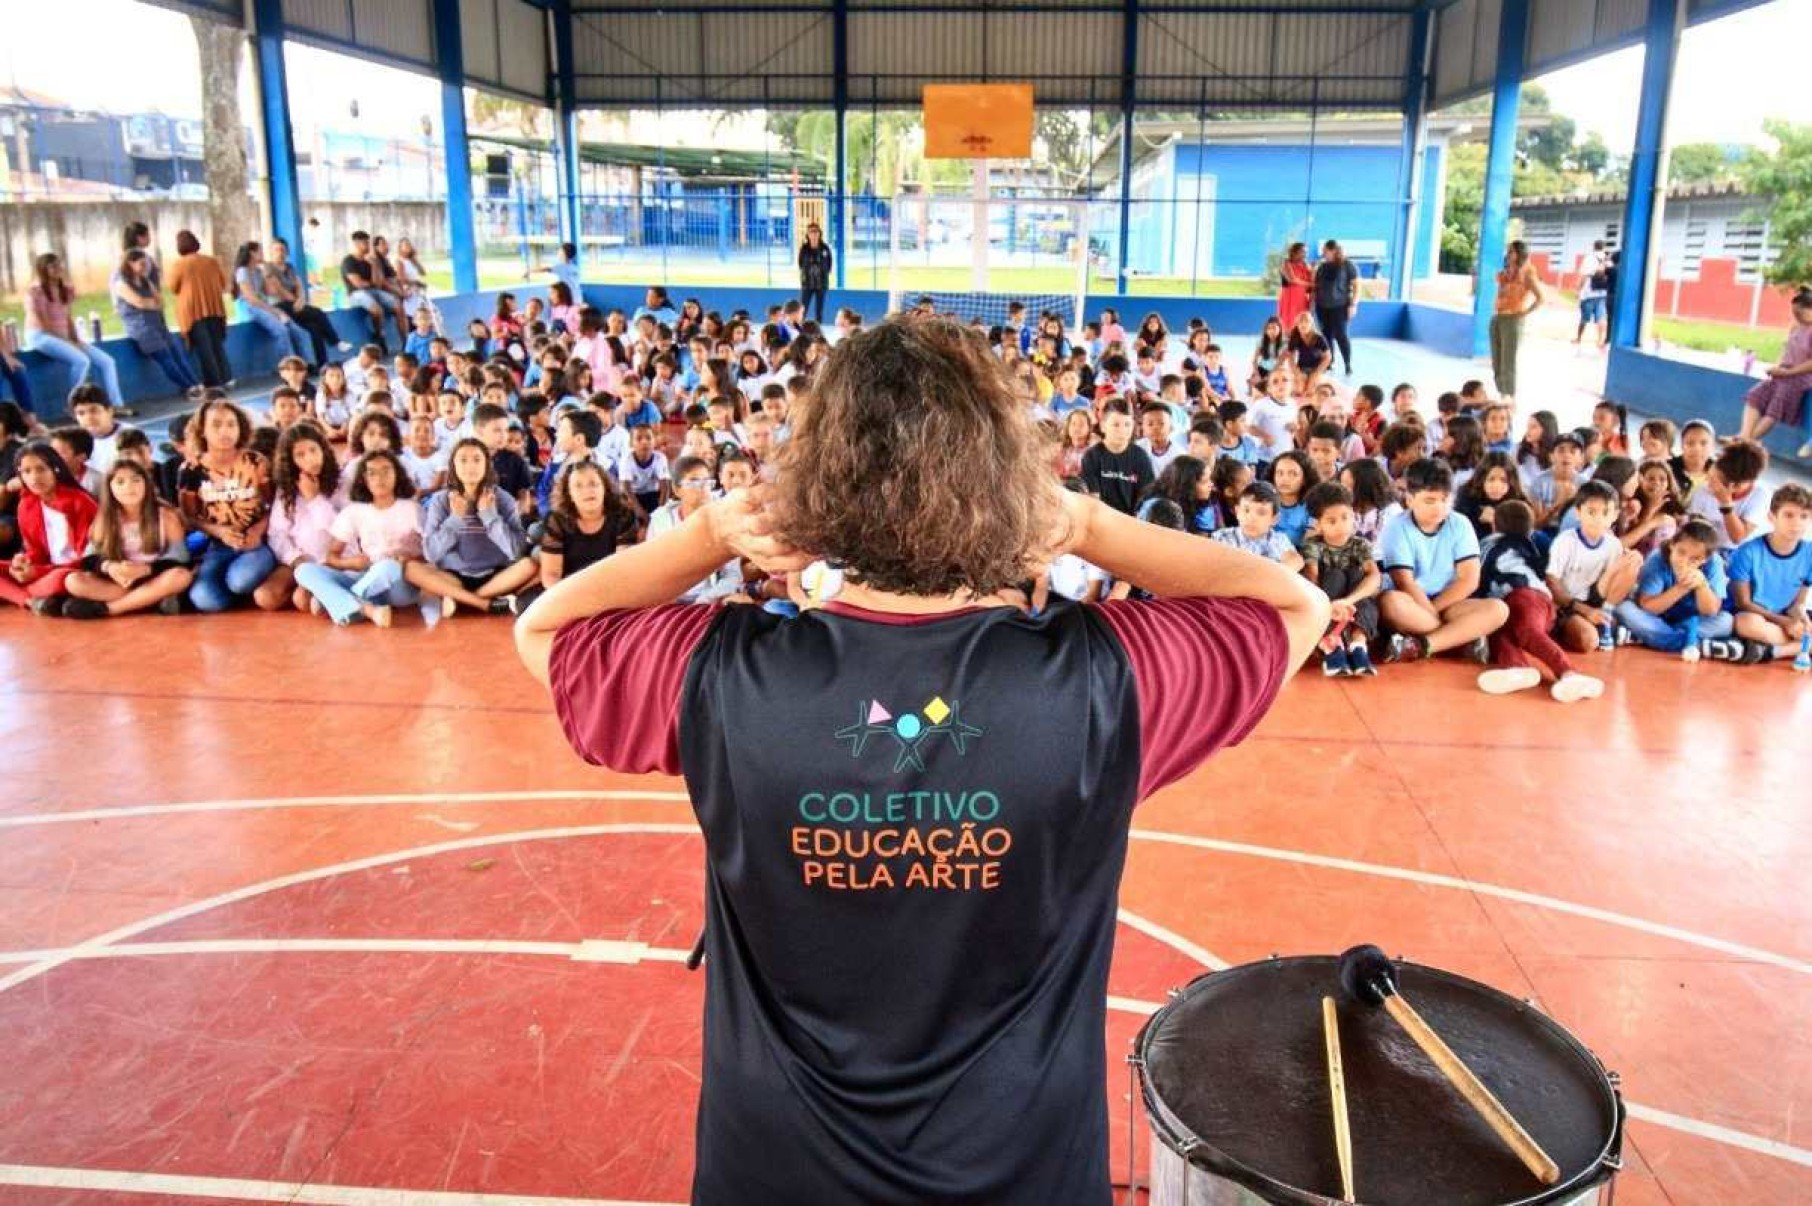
{"left": 1132, "top": 957, "right": 1626, "bottom": 1206}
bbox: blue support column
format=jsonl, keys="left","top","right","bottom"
{"left": 1613, "top": 0, "right": 1686, "bottom": 350}
{"left": 1390, "top": 5, "right": 1433, "bottom": 301}
{"left": 251, "top": 0, "right": 304, "bottom": 283}
{"left": 553, "top": 2, "right": 584, "bottom": 274}
{"left": 831, "top": 0, "right": 848, "bottom": 290}
{"left": 1473, "top": 0, "right": 1529, "bottom": 358}
{"left": 1115, "top": 0, "right": 1139, "bottom": 294}
{"left": 432, "top": 0, "right": 478, "bottom": 294}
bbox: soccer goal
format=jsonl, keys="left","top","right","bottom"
{"left": 885, "top": 197, "right": 1092, "bottom": 342}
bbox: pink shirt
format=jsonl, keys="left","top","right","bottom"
{"left": 27, "top": 285, "right": 74, "bottom": 338}
{"left": 331, "top": 499, "right": 424, "bottom": 561}
{"left": 269, "top": 491, "right": 340, "bottom": 566}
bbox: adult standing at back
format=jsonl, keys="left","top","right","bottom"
{"left": 1312, "top": 239, "right": 1358, "bottom": 377}
{"left": 1574, "top": 240, "right": 1610, "bottom": 349}
{"left": 1490, "top": 240, "right": 1543, "bottom": 404}
{"left": 1277, "top": 241, "right": 1313, "bottom": 335}
{"left": 797, "top": 223, "right": 833, "bottom": 326}
{"left": 23, "top": 252, "right": 125, "bottom": 412}
{"left": 516, "top": 314, "right": 1326, "bottom": 1206}
{"left": 167, "top": 230, "right": 233, "bottom": 388}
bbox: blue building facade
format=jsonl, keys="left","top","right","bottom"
{"left": 1125, "top": 138, "right": 1446, "bottom": 284}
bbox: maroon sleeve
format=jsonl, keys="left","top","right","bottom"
{"left": 1095, "top": 596, "right": 1290, "bottom": 801}
{"left": 548, "top": 604, "right": 719, "bottom": 775}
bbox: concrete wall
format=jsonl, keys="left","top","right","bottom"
{"left": 1130, "top": 142, "right": 1444, "bottom": 285}
{"left": 0, "top": 200, "right": 451, "bottom": 296}
{"left": 1605, "top": 346, "right": 1809, "bottom": 470}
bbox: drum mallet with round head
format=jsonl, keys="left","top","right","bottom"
{"left": 1338, "top": 945, "right": 1561, "bottom": 1187}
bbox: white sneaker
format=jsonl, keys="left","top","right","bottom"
{"left": 1478, "top": 667, "right": 1543, "bottom": 695}
{"left": 441, "top": 594, "right": 458, "bottom": 620}
{"left": 336, "top": 341, "right": 353, "bottom": 352}
{"left": 1549, "top": 672, "right": 1603, "bottom": 703}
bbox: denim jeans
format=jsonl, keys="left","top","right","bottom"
{"left": 294, "top": 558, "right": 419, "bottom": 624}
{"left": 1613, "top": 601, "right": 1733, "bottom": 652}
{"left": 0, "top": 358, "right": 35, "bottom": 414}
{"left": 145, "top": 345, "right": 202, "bottom": 394}
{"left": 24, "top": 331, "right": 122, "bottom": 408}
{"left": 189, "top": 540, "right": 276, "bottom": 612}
{"left": 246, "top": 307, "right": 312, "bottom": 368}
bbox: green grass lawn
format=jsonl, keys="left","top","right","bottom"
{"left": 1651, "top": 315, "right": 1785, "bottom": 363}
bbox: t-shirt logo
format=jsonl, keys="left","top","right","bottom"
{"left": 835, "top": 696, "right": 984, "bottom": 771}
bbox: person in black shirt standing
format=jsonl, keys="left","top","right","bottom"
{"left": 1313, "top": 238, "right": 1359, "bottom": 376}
{"left": 517, "top": 315, "right": 1327, "bottom": 1205}
{"left": 797, "top": 223, "right": 833, "bottom": 325}
{"left": 1080, "top": 398, "right": 1156, "bottom": 514}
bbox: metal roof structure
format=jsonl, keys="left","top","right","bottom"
{"left": 150, "top": 0, "right": 1782, "bottom": 114}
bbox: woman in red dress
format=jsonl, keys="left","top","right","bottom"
{"left": 1278, "top": 241, "right": 1313, "bottom": 335}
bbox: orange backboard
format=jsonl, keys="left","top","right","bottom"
{"left": 922, "top": 84, "right": 1034, "bottom": 159}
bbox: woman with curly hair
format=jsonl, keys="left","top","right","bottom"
{"left": 260, "top": 422, "right": 341, "bottom": 611}
{"left": 515, "top": 315, "right": 1325, "bottom": 1206}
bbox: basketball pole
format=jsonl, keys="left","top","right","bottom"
{"left": 971, "top": 158, "right": 989, "bottom": 294}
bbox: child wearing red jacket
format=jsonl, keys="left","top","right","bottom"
{"left": 2, "top": 441, "right": 98, "bottom": 612}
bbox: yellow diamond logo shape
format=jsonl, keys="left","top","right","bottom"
{"left": 923, "top": 697, "right": 951, "bottom": 725}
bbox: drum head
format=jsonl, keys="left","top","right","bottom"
{"left": 1137, "top": 957, "right": 1622, "bottom": 1206}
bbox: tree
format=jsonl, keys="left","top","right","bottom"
{"left": 1668, "top": 142, "right": 1738, "bottom": 185}
{"left": 1740, "top": 119, "right": 1812, "bottom": 288}
{"left": 190, "top": 16, "right": 259, "bottom": 261}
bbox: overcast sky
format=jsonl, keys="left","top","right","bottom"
{"left": 2, "top": 0, "right": 1807, "bottom": 150}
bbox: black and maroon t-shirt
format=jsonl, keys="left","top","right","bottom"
{"left": 550, "top": 596, "right": 1287, "bottom": 1205}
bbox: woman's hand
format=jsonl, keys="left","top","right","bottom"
{"left": 448, "top": 493, "right": 470, "bottom": 518}
{"left": 707, "top": 486, "right": 810, "bottom": 576}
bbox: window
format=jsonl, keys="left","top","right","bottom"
{"left": 1722, "top": 221, "right": 1770, "bottom": 281}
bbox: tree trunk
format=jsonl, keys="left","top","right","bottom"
{"left": 191, "top": 16, "right": 259, "bottom": 261}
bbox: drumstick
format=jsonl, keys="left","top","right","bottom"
{"left": 1338, "top": 945, "right": 1561, "bottom": 1187}
{"left": 1322, "top": 996, "right": 1356, "bottom": 1203}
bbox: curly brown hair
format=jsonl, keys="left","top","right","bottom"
{"left": 771, "top": 315, "right": 1058, "bottom": 596}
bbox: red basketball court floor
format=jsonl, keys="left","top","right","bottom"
{"left": 1, "top": 612, "right": 1807, "bottom": 1204}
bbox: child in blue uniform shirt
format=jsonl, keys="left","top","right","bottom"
{"left": 1615, "top": 519, "right": 1736, "bottom": 660}
{"left": 1727, "top": 483, "right": 1812, "bottom": 666}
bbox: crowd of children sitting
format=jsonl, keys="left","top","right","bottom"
{"left": 1, "top": 287, "right": 1808, "bottom": 699}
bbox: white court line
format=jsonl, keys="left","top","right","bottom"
{"left": 6, "top": 789, "right": 1800, "bottom": 980}
{"left": 1625, "top": 1103, "right": 1812, "bottom": 1169}
{"left": 0, "top": 937, "right": 697, "bottom": 966}
{"left": 0, "top": 823, "right": 702, "bottom": 996}
{"left": 0, "top": 789, "right": 693, "bottom": 829}
{"left": 1129, "top": 829, "right": 1812, "bottom": 977}
{"left": 1116, "top": 908, "right": 1230, "bottom": 971}
{"left": 0, "top": 1164, "right": 682, "bottom": 1205}
{"left": 0, "top": 873, "right": 1801, "bottom": 1171}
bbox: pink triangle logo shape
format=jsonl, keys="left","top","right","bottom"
{"left": 867, "top": 700, "right": 893, "bottom": 724}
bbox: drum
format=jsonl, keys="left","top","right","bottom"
{"left": 1133, "top": 957, "right": 1623, "bottom": 1206}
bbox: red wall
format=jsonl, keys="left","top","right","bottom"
{"left": 1530, "top": 252, "right": 1795, "bottom": 329}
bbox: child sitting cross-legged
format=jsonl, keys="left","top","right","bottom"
{"left": 1300, "top": 480, "right": 1381, "bottom": 677}
{"left": 1613, "top": 518, "right": 1736, "bottom": 661}
{"left": 61, "top": 459, "right": 193, "bottom": 618}
{"left": 294, "top": 448, "right": 423, "bottom": 628}
{"left": 1377, "top": 457, "right": 1509, "bottom": 664}
{"left": 1726, "top": 483, "right": 1812, "bottom": 667}
{"left": 1211, "top": 481, "right": 1305, "bottom": 571}
{"left": 1474, "top": 500, "right": 1604, "bottom": 702}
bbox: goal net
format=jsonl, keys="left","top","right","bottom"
{"left": 885, "top": 197, "right": 1091, "bottom": 342}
